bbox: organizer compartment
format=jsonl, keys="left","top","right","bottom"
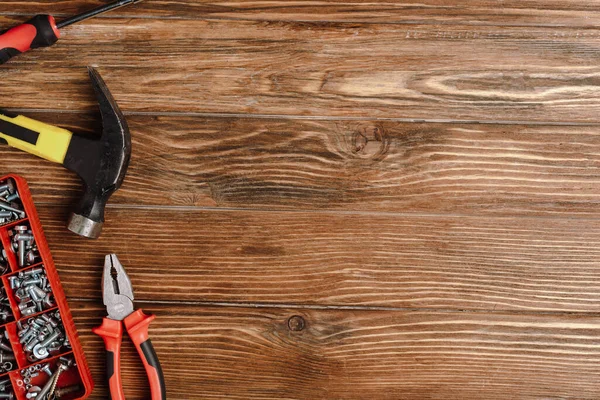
{"left": 7, "top": 223, "right": 40, "bottom": 270}
{"left": 15, "top": 354, "right": 83, "bottom": 399}
{"left": 0, "top": 178, "right": 26, "bottom": 228}
{"left": 6, "top": 266, "right": 56, "bottom": 320}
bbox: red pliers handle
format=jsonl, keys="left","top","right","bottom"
{"left": 93, "top": 310, "right": 166, "bottom": 400}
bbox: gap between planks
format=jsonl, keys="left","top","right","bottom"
{"left": 6, "top": 108, "right": 600, "bottom": 127}
{"left": 33, "top": 203, "right": 600, "bottom": 223}
{"left": 0, "top": 12, "right": 589, "bottom": 29}
{"left": 67, "top": 297, "right": 600, "bottom": 317}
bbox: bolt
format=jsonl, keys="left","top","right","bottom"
{"left": 43, "top": 294, "right": 55, "bottom": 308}
{"left": 40, "top": 364, "right": 52, "bottom": 377}
{"left": 8, "top": 276, "right": 19, "bottom": 290}
{"left": 0, "top": 201, "right": 24, "bottom": 214}
{"left": 24, "top": 337, "right": 39, "bottom": 352}
{"left": 0, "top": 180, "right": 15, "bottom": 194}
{"left": 19, "top": 329, "right": 35, "bottom": 344}
{"left": 0, "top": 392, "right": 14, "bottom": 399}
{"left": 17, "top": 244, "right": 26, "bottom": 268}
{"left": 28, "top": 286, "right": 45, "bottom": 302}
{"left": 40, "top": 314, "right": 56, "bottom": 327}
{"left": 22, "top": 278, "right": 41, "bottom": 287}
{"left": 54, "top": 385, "right": 82, "bottom": 399}
{"left": 26, "top": 252, "right": 36, "bottom": 265}
{"left": 22, "top": 268, "right": 42, "bottom": 277}
{"left": 6, "top": 192, "right": 19, "bottom": 203}
{"left": 21, "top": 306, "right": 37, "bottom": 316}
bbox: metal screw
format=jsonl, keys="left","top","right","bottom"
{"left": 8, "top": 276, "right": 19, "bottom": 289}
{"left": 40, "top": 364, "right": 52, "bottom": 377}
{"left": 54, "top": 384, "right": 82, "bottom": 399}
{"left": 6, "top": 192, "right": 19, "bottom": 203}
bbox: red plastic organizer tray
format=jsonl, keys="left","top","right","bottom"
{"left": 0, "top": 174, "right": 92, "bottom": 399}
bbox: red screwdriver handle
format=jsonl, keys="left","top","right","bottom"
{"left": 0, "top": 15, "right": 60, "bottom": 65}
{"left": 93, "top": 318, "right": 126, "bottom": 400}
{"left": 125, "top": 310, "right": 167, "bottom": 400}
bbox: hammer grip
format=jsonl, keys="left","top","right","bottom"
{"left": 0, "top": 15, "right": 60, "bottom": 64}
{"left": 0, "top": 110, "right": 73, "bottom": 163}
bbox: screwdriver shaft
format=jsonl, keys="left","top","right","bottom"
{"left": 57, "top": 0, "right": 142, "bottom": 29}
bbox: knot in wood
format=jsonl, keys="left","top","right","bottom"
{"left": 351, "top": 125, "right": 388, "bottom": 159}
{"left": 287, "top": 315, "right": 306, "bottom": 332}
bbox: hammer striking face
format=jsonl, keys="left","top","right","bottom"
{"left": 0, "top": 67, "right": 131, "bottom": 239}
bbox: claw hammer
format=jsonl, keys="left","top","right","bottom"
{"left": 0, "top": 67, "right": 131, "bottom": 239}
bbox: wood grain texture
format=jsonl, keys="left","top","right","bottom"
{"left": 71, "top": 302, "right": 600, "bottom": 399}
{"left": 3, "top": 113, "right": 600, "bottom": 216}
{"left": 30, "top": 206, "right": 600, "bottom": 312}
{"left": 2, "top": 1, "right": 600, "bottom": 27}
{"left": 0, "top": 1, "right": 598, "bottom": 398}
{"left": 2, "top": 18, "right": 600, "bottom": 122}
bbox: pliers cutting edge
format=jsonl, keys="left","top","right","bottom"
{"left": 92, "top": 254, "right": 166, "bottom": 399}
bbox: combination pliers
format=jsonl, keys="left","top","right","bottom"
{"left": 93, "top": 254, "right": 166, "bottom": 400}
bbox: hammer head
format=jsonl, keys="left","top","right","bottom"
{"left": 64, "top": 67, "right": 131, "bottom": 239}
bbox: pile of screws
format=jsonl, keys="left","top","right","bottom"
{"left": 0, "top": 330, "right": 15, "bottom": 374}
{"left": 0, "top": 179, "right": 25, "bottom": 226}
{"left": 19, "top": 356, "right": 76, "bottom": 399}
{"left": 0, "top": 287, "right": 13, "bottom": 324}
{"left": 0, "top": 377, "right": 14, "bottom": 399}
{"left": 18, "top": 311, "right": 70, "bottom": 363}
{"left": 10, "top": 226, "right": 40, "bottom": 268}
{"left": 9, "top": 268, "right": 55, "bottom": 317}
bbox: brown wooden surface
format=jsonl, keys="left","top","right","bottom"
{"left": 0, "top": 1, "right": 599, "bottom": 398}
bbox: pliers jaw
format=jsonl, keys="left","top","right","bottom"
{"left": 102, "top": 254, "right": 134, "bottom": 321}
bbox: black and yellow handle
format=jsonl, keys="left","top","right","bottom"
{"left": 0, "top": 110, "right": 73, "bottom": 164}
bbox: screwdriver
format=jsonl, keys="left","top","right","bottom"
{"left": 0, "top": 0, "right": 143, "bottom": 65}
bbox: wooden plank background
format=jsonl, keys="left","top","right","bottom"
{"left": 1, "top": 1, "right": 600, "bottom": 398}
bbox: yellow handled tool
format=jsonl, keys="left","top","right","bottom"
{"left": 0, "top": 111, "right": 73, "bottom": 164}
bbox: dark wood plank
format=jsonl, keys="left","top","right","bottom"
{"left": 29, "top": 206, "right": 600, "bottom": 312}
{"left": 70, "top": 302, "right": 600, "bottom": 399}
{"left": 1, "top": 1, "right": 600, "bottom": 27}
{"left": 3, "top": 113, "right": 600, "bottom": 216}
{"left": 2, "top": 19, "right": 600, "bottom": 122}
